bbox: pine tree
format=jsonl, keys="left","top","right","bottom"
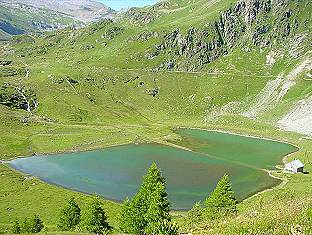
{"left": 84, "top": 196, "right": 111, "bottom": 235}
{"left": 205, "top": 174, "right": 237, "bottom": 217}
{"left": 119, "top": 162, "right": 178, "bottom": 235}
{"left": 58, "top": 197, "right": 81, "bottom": 231}
{"left": 28, "top": 215, "right": 44, "bottom": 233}
{"left": 187, "top": 202, "right": 204, "bottom": 230}
{"left": 21, "top": 218, "right": 30, "bottom": 233}
{"left": 12, "top": 220, "right": 21, "bottom": 234}
{"left": 144, "top": 182, "right": 178, "bottom": 235}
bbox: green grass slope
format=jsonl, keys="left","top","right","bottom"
{"left": 0, "top": 0, "right": 311, "bottom": 234}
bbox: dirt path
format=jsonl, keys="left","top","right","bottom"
{"left": 20, "top": 60, "right": 30, "bottom": 78}
{"left": 96, "top": 66, "right": 276, "bottom": 78}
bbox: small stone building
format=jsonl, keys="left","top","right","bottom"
{"left": 284, "top": 159, "right": 304, "bottom": 173}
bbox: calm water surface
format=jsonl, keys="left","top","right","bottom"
{"left": 10, "top": 130, "right": 297, "bottom": 209}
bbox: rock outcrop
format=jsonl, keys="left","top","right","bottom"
{"left": 148, "top": 0, "right": 299, "bottom": 71}
{"left": 0, "top": 84, "right": 37, "bottom": 112}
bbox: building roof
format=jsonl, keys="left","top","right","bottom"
{"left": 285, "top": 159, "right": 304, "bottom": 171}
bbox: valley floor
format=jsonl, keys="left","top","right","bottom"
{"left": 0, "top": 115, "right": 311, "bottom": 234}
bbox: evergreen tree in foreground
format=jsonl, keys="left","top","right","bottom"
{"left": 119, "top": 163, "right": 178, "bottom": 235}
{"left": 205, "top": 174, "right": 237, "bottom": 217}
{"left": 84, "top": 196, "right": 111, "bottom": 235}
{"left": 28, "top": 215, "right": 44, "bottom": 233}
{"left": 12, "top": 220, "right": 21, "bottom": 234}
{"left": 15, "top": 215, "right": 44, "bottom": 233}
{"left": 21, "top": 218, "right": 30, "bottom": 233}
{"left": 186, "top": 202, "right": 204, "bottom": 230}
{"left": 58, "top": 197, "right": 81, "bottom": 231}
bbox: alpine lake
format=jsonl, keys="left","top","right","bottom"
{"left": 9, "top": 129, "right": 297, "bottom": 209}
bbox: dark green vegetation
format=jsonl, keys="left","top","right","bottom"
{"left": 83, "top": 197, "right": 111, "bottom": 235}
{"left": 0, "top": 0, "right": 312, "bottom": 234}
{"left": 12, "top": 195, "right": 111, "bottom": 234}
{"left": 7, "top": 165, "right": 238, "bottom": 235}
{"left": 120, "top": 163, "right": 177, "bottom": 235}
{"left": 58, "top": 197, "right": 81, "bottom": 231}
{"left": 9, "top": 130, "right": 296, "bottom": 208}
{"left": 183, "top": 174, "right": 238, "bottom": 231}
{"left": 12, "top": 215, "right": 44, "bottom": 234}
{"left": 205, "top": 174, "right": 238, "bottom": 217}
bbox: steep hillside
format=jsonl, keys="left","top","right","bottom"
{"left": 3, "top": 0, "right": 115, "bottom": 22}
{"left": 0, "top": 2, "right": 75, "bottom": 40}
{"left": 2, "top": 0, "right": 310, "bottom": 134}
{"left": 0, "top": 0, "right": 114, "bottom": 41}
{"left": 0, "top": 0, "right": 311, "bottom": 234}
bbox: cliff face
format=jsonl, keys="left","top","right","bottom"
{"left": 149, "top": 0, "right": 302, "bottom": 71}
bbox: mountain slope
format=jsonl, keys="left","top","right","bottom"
{"left": 0, "top": 2, "right": 75, "bottom": 40}
{"left": 0, "top": 0, "right": 310, "bottom": 149}
{"left": 0, "top": 0, "right": 311, "bottom": 234}
{"left": 0, "top": 0, "right": 114, "bottom": 40}
{"left": 4, "top": 0, "right": 115, "bottom": 22}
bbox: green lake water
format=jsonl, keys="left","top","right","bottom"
{"left": 9, "top": 129, "right": 297, "bottom": 209}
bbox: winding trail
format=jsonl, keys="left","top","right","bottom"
{"left": 91, "top": 66, "right": 277, "bottom": 78}
{"left": 20, "top": 60, "right": 30, "bottom": 78}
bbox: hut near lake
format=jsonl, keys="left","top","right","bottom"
{"left": 284, "top": 160, "right": 304, "bottom": 173}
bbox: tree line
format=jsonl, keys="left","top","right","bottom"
{"left": 11, "top": 163, "right": 237, "bottom": 234}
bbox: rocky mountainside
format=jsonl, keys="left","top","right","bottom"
{"left": 4, "top": 0, "right": 115, "bottom": 22}
{"left": 0, "top": 0, "right": 311, "bottom": 143}
{"left": 0, "top": 1, "right": 73, "bottom": 40}
{"left": 149, "top": 0, "right": 307, "bottom": 71}
{"left": 0, "top": 0, "right": 114, "bottom": 40}
{"left": 0, "top": 1, "right": 312, "bottom": 234}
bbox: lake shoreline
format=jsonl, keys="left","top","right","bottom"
{"left": 5, "top": 127, "right": 300, "bottom": 211}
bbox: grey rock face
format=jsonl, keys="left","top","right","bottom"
{"left": 150, "top": 0, "right": 297, "bottom": 71}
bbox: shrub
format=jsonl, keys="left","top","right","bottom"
{"left": 21, "top": 218, "right": 30, "bottom": 233}
{"left": 186, "top": 201, "right": 204, "bottom": 230}
{"left": 18, "top": 215, "right": 44, "bottom": 233}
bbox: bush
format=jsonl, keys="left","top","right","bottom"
{"left": 186, "top": 201, "right": 204, "bottom": 230}
{"left": 28, "top": 215, "right": 44, "bottom": 233}
{"left": 21, "top": 218, "right": 30, "bottom": 233}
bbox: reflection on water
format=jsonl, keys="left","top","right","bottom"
{"left": 10, "top": 130, "right": 297, "bottom": 209}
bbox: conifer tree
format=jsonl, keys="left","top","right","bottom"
{"left": 187, "top": 202, "right": 204, "bottom": 230}
{"left": 84, "top": 196, "right": 111, "bottom": 235}
{"left": 28, "top": 215, "right": 44, "bottom": 233}
{"left": 58, "top": 197, "right": 81, "bottom": 231}
{"left": 12, "top": 220, "right": 21, "bottom": 234}
{"left": 21, "top": 218, "right": 30, "bottom": 233}
{"left": 205, "top": 174, "right": 237, "bottom": 217}
{"left": 119, "top": 163, "right": 178, "bottom": 235}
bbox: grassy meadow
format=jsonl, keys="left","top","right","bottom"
{"left": 0, "top": 0, "right": 312, "bottom": 234}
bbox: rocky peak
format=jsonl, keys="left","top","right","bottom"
{"left": 148, "top": 0, "right": 299, "bottom": 71}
